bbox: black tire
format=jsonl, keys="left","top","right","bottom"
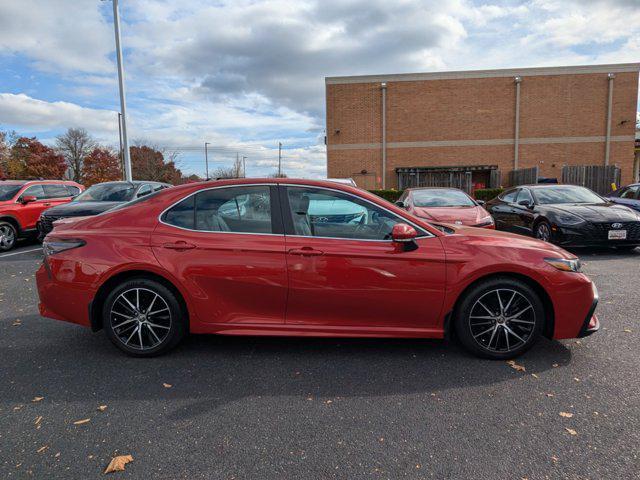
{"left": 103, "top": 278, "right": 187, "bottom": 357}
{"left": 534, "top": 220, "right": 552, "bottom": 243}
{"left": 0, "top": 221, "right": 17, "bottom": 251}
{"left": 454, "top": 277, "right": 545, "bottom": 360}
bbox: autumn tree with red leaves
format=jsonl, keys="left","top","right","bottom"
{"left": 131, "top": 145, "right": 183, "bottom": 184}
{"left": 10, "top": 137, "right": 67, "bottom": 179}
{"left": 82, "top": 148, "right": 122, "bottom": 186}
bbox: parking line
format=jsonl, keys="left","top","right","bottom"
{"left": 0, "top": 247, "right": 42, "bottom": 259}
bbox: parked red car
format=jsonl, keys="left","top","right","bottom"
{"left": 397, "top": 187, "right": 494, "bottom": 228}
{"left": 36, "top": 178, "right": 598, "bottom": 359}
{"left": 0, "top": 180, "right": 83, "bottom": 251}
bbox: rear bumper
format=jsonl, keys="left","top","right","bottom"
{"left": 36, "top": 262, "right": 93, "bottom": 328}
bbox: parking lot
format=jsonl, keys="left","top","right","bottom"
{"left": 0, "top": 241, "right": 639, "bottom": 479}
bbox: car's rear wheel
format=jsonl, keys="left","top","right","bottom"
{"left": 534, "top": 221, "right": 552, "bottom": 242}
{"left": 0, "top": 221, "right": 17, "bottom": 251}
{"left": 103, "top": 278, "right": 186, "bottom": 357}
{"left": 454, "top": 277, "right": 544, "bottom": 359}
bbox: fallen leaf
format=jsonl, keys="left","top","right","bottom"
{"left": 73, "top": 418, "right": 90, "bottom": 425}
{"left": 325, "top": 400, "right": 333, "bottom": 404}
{"left": 97, "top": 405, "right": 107, "bottom": 412}
{"left": 507, "top": 360, "right": 526, "bottom": 372}
{"left": 32, "top": 397, "right": 44, "bottom": 403}
{"left": 12, "top": 320, "right": 21, "bottom": 326}
{"left": 13, "top": 405, "right": 23, "bottom": 411}
{"left": 104, "top": 455, "right": 133, "bottom": 474}
{"left": 565, "top": 428, "right": 577, "bottom": 436}
{"left": 552, "top": 363, "right": 559, "bottom": 368}
{"left": 546, "top": 393, "right": 555, "bottom": 397}
{"left": 531, "top": 373, "right": 539, "bottom": 379}
{"left": 573, "top": 377, "right": 580, "bottom": 382}
{"left": 559, "top": 412, "right": 574, "bottom": 418}
{"left": 37, "top": 445, "right": 48, "bottom": 454}
{"left": 34, "top": 416, "right": 43, "bottom": 426}
{"left": 162, "top": 383, "right": 172, "bottom": 388}
{"left": 623, "top": 328, "right": 632, "bottom": 333}
{"left": 551, "top": 455, "right": 559, "bottom": 463}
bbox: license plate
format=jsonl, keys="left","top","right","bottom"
{"left": 608, "top": 230, "right": 627, "bottom": 240}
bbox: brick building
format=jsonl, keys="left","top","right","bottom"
{"left": 325, "top": 63, "right": 640, "bottom": 191}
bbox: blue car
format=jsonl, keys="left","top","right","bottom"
{"left": 606, "top": 184, "right": 640, "bottom": 212}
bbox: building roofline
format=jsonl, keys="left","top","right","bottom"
{"left": 325, "top": 63, "right": 640, "bottom": 85}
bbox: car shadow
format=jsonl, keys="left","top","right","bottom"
{"left": 2, "top": 316, "right": 572, "bottom": 419}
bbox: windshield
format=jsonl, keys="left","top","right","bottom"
{"left": 412, "top": 189, "right": 476, "bottom": 207}
{"left": 0, "top": 184, "right": 22, "bottom": 201}
{"left": 75, "top": 183, "right": 136, "bottom": 202}
{"left": 533, "top": 186, "right": 605, "bottom": 205}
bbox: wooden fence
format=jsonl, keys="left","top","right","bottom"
{"left": 397, "top": 170, "right": 473, "bottom": 192}
{"left": 561, "top": 165, "right": 620, "bottom": 194}
{"left": 507, "top": 167, "right": 539, "bottom": 187}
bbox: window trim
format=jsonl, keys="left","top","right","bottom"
{"left": 499, "top": 188, "right": 520, "bottom": 204}
{"left": 158, "top": 183, "right": 284, "bottom": 236}
{"left": 279, "top": 184, "right": 434, "bottom": 241}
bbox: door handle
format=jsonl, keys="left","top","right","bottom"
{"left": 162, "top": 241, "right": 196, "bottom": 251}
{"left": 44, "top": 203, "right": 51, "bottom": 206}
{"left": 288, "top": 247, "right": 324, "bottom": 257}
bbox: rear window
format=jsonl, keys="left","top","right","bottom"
{"left": 162, "top": 195, "right": 195, "bottom": 229}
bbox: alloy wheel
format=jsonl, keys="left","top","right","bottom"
{"left": 535, "top": 223, "right": 551, "bottom": 242}
{"left": 468, "top": 288, "right": 536, "bottom": 353}
{"left": 110, "top": 288, "right": 172, "bottom": 351}
{"left": 0, "top": 224, "right": 16, "bottom": 251}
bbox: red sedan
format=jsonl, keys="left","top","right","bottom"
{"left": 397, "top": 187, "right": 495, "bottom": 228}
{"left": 36, "top": 178, "right": 598, "bottom": 359}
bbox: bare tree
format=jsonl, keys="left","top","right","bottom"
{"left": 56, "top": 128, "right": 96, "bottom": 183}
{"left": 212, "top": 156, "right": 244, "bottom": 179}
{"left": 269, "top": 171, "right": 288, "bottom": 178}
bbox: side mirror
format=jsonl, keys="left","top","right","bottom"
{"left": 395, "top": 200, "right": 405, "bottom": 208}
{"left": 21, "top": 195, "right": 37, "bottom": 204}
{"left": 517, "top": 199, "right": 533, "bottom": 208}
{"left": 391, "top": 223, "right": 417, "bottom": 243}
{"left": 476, "top": 199, "right": 485, "bottom": 206}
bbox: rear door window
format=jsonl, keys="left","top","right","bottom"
{"left": 196, "top": 186, "right": 272, "bottom": 233}
{"left": 43, "top": 184, "right": 72, "bottom": 198}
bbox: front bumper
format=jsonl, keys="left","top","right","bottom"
{"left": 552, "top": 221, "right": 640, "bottom": 247}
{"left": 577, "top": 286, "right": 599, "bottom": 337}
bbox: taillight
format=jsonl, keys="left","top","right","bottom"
{"left": 43, "top": 238, "right": 86, "bottom": 256}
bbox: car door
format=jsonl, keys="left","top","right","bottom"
{"left": 281, "top": 185, "right": 446, "bottom": 331}
{"left": 512, "top": 188, "right": 536, "bottom": 235}
{"left": 151, "top": 184, "right": 287, "bottom": 326}
{"left": 489, "top": 189, "right": 519, "bottom": 231}
{"left": 42, "top": 184, "right": 74, "bottom": 209}
{"left": 16, "top": 184, "right": 48, "bottom": 230}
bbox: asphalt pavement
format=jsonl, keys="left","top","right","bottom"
{"left": 1, "top": 241, "right": 639, "bottom": 479}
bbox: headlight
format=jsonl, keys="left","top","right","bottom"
{"left": 475, "top": 216, "right": 494, "bottom": 227}
{"left": 544, "top": 257, "right": 582, "bottom": 272}
{"left": 556, "top": 213, "right": 584, "bottom": 225}
{"left": 43, "top": 238, "right": 86, "bottom": 256}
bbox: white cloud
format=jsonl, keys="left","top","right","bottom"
{"left": 0, "top": 0, "right": 113, "bottom": 74}
{"left": 0, "top": 93, "right": 118, "bottom": 134}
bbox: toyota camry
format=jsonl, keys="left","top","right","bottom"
{"left": 36, "top": 178, "right": 599, "bottom": 359}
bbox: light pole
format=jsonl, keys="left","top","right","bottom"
{"left": 204, "top": 142, "right": 210, "bottom": 179}
{"left": 107, "top": 0, "right": 132, "bottom": 181}
{"left": 278, "top": 142, "right": 282, "bottom": 177}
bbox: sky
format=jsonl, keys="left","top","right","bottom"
{"left": 0, "top": 0, "right": 639, "bottom": 179}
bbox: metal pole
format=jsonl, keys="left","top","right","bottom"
{"left": 514, "top": 76, "right": 522, "bottom": 171}
{"left": 605, "top": 73, "right": 615, "bottom": 166}
{"left": 381, "top": 82, "right": 387, "bottom": 189}
{"left": 204, "top": 142, "right": 210, "bottom": 179}
{"left": 111, "top": 0, "right": 132, "bottom": 181}
{"left": 117, "top": 112, "right": 124, "bottom": 179}
{"left": 278, "top": 142, "right": 282, "bottom": 177}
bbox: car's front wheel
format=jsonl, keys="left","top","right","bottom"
{"left": 103, "top": 278, "right": 187, "bottom": 357}
{"left": 454, "top": 277, "right": 545, "bottom": 359}
{"left": 534, "top": 220, "right": 552, "bottom": 243}
{"left": 0, "top": 221, "right": 17, "bottom": 251}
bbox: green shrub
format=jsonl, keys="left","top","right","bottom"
{"left": 369, "top": 189, "right": 404, "bottom": 203}
{"left": 474, "top": 188, "right": 504, "bottom": 202}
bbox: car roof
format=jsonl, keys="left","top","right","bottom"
{"left": 405, "top": 187, "right": 466, "bottom": 191}
{"left": 0, "top": 180, "right": 79, "bottom": 186}
{"left": 92, "top": 180, "right": 168, "bottom": 186}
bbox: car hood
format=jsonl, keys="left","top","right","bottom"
{"left": 413, "top": 205, "right": 489, "bottom": 225}
{"left": 440, "top": 223, "right": 574, "bottom": 258}
{"left": 550, "top": 203, "right": 639, "bottom": 222}
{"left": 42, "top": 201, "right": 123, "bottom": 217}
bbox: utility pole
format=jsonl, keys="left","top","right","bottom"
{"left": 278, "top": 142, "right": 282, "bottom": 177}
{"left": 204, "top": 142, "right": 210, "bottom": 179}
{"left": 109, "top": 0, "right": 132, "bottom": 181}
{"left": 242, "top": 156, "right": 247, "bottom": 178}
